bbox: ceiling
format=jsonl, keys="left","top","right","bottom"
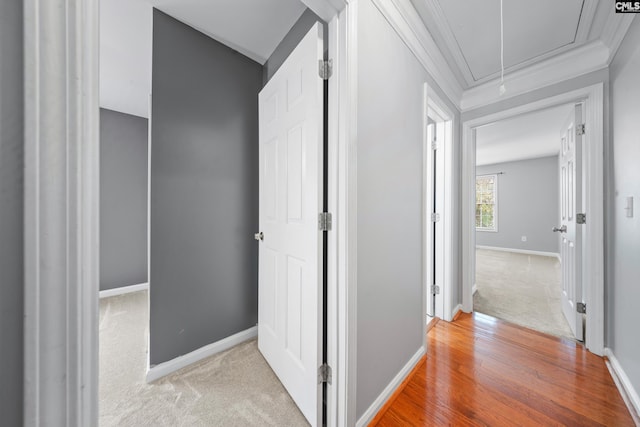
{"left": 100, "top": 0, "right": 307, "bottom": 117}
{"left": 412, "top": 0, "right": 610, "bottom": 88}
{"left": 147, "top": 0, "right": 306, "bottom": 64}
{"left": 475, "top": 103, "right": 574, "bottom": 166}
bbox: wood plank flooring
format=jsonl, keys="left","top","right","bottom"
{"left": 372, "top": 312, "right": 635, "bottom": 426}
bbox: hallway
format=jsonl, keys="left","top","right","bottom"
{"left": 372, "top": 313, "right": 635, "bottom": 426}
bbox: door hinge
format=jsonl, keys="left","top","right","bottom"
{"left": 577, "top": 213, "right": 586, "bottom": 224}
{"left": 319, "top": 59, "right": 333, "bottom": 80}
{"left": 318, "top": 212, "right": 332, "bottom": 231}
{"left": 576, "top": 124, "right": 585, "bottom": 136}
{"left": 431, "top": 284, "right": 440, "bottom": 295}
{"left": 318, "top": 363, "right": 332, "bottom": 384}
{"left": 577, "top": 302, "right": 586, "bottom": 314}
{"left": 431, "top": 213, "right": 440, "bottom": 222}
{"left": 431, "top": 140, "right": 438, "bottom": 151}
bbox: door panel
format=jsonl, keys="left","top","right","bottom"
{"left": 257, "top": 23, "right": 324, "bottom": 426}
{"left": 559, "top": 104, "right": 583, "bottom": 341}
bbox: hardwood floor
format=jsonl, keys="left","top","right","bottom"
{"left": 371, "top": 312, "right": 635, "bottom": 426}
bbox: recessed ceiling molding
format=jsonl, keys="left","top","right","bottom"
{"left": 413, "top": 0, "right": 603, "bottom": 88}
{"left": 371, "top": 0, "right": 464, "bottom": 109}
{"left": 601, "top": 11, "right": 636, "bottom": 63}
{"left": 419, "top": 0, "right": 475, "bottom": 86}
{"left": 575, "top": 0, "right": 599, "bottom": 43}
{"left": 461, "top": 40, "right": 609, "bottom": 112}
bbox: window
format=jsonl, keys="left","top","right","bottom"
{"left": 476, "top": 174, "right": 497, "bottom": 231}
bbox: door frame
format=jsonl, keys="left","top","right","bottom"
{"left": 461, "top": 82, "right": 605, "bottom": 356}
{"left": 423, "top": 86, "right": 456, "bottom": 323}
{"left": 22, "top": 1, "right": 355, "bottom": 426}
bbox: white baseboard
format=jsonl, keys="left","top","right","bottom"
{"left": 476, "top": 245, "right": 560, "bottom": 258}
{"left": 604, "top": 348, "right": 640, "bottom": 424}
{"left": 146, "top": 325, "right": 258, "bottom": 383}
{"left": 356, "top": 346, "right": 425, "bottom": 427}
{"left": 99, "top": 282, "right": 149, "bottom": 299}
{"left": 452, "top": 304, "right": 463, "bottom": 319}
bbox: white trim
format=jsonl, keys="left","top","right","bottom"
{"left": 451, "top": 303, "right": 463, "bottom": 320}
{"left": 24, "top": 0, "right": 100, "bottom": 424}
{"left": 369, "top": 0, "right": 463, "bottom": 109}
{"left": 604, "top": 348, "right": 640, "bottom": 424}
{"left": 99, "top": 283, "right": 149, "bottom": 299}
{"left": 472, "top": 285, "right": 478, "bottom": 295}
{"left": 424, "top": 88, "right": 456, "bottom": 322}
{"left": 326, "top": 7, "right": 357, "bottom": 426}
{"left": 461, "top": 41, "right": 609, "bottom": 112}
{"left": 476, "top": 245, "right": 560, "bottom": 259}
{"left": 462, "top": 83, "right": 605, "bottom": 356}
{"left": 417, "top": 0, "right": 474, "bottom": 85}
{"left": 145, "top": 326, "right": 258, "bottom": 383}
{"left": 461, "top": 125, "right": 477, "bottom": 313}
{"left": 601, "top": 10, "right": 636, "bottom": 63}
{"left": 338, "top": 2, "right": 360, "bottom": 425}
{"left": 355, "top": 346, "right": 425, "bottom": 427}
{"left": 575, "top": 0, "right": 599, "bottom": 44}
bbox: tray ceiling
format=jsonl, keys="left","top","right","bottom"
{"left": 412, "top": 0, "right": 604, "bottom": 88}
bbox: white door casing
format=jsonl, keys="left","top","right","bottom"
{"left": 462, "top": 83, "right": 604, "bottom": 355}
{"left": 424, "top": 86, "right": 455, "bottom": 324}
{"left": 558, "top": 104, "right": 584, "bottom": 341}
{"left": 258, "top": 23, "right": 324, "bottom": 426}
{"left": 425, "top": 116, "right": 445, "bottom": 319}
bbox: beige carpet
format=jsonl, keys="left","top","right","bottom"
{"left": 474, "top": 249, "right": 575, "bottom": 340}
{"left": 99, "top": 290, "right": 308, "bottom": 426}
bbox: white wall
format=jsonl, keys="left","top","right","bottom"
{"left": 609, "top": 15, "right": 640, "bottom": 403}
{"left": 355, "top": 0, "right": 461, "bottom": 419}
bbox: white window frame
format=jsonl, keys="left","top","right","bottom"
{"left": 475, "top": 174, "right": 498, "bottom": 232}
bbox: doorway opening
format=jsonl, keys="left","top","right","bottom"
{"left": 462, "top": 83, "right": 605, "bottom": 356}
{"left": 472, "top": 102, "right": 579, "bottom": 341}
{"left": 98, "top": 3, "right": 330, "bottom": 426}
{"left": 423, "top": 87, "right": 455, "bottom": 327}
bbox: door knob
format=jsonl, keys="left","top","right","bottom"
{"left": 254, "top": 232, "right": 263, "bottom": 241}
{"left": 552, "top": 225, "right": 567, "bottom": 233}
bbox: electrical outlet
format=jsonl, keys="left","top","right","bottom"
{"left": 521, "top": 236, "right": 527, "bottom": 242}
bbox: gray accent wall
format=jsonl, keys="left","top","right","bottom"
{"left": 356, "top": 0, "right": 461, "bottom": 418}
{"left": 609, "top": 15, "right": 640, "bottom": 405}
{"left": 100, "top": 108, "right": 149, "bottom": 290}
{"left": 263, "top": 9, "right": 322, "bottom": 84}
{"left": 476, "top": 156, "right": 559, "bottom": 254}
{"left": 0, "top": 0, "right": 24, "bottom": 424}
{"left": 150, "top": 9, "right": 262, "bottom": 365}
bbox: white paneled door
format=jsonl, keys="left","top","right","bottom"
{"left": 257, "top": 23, "right": 324, "bottom": 426}
{"left": 557, "top": 104, "right": 583, "bottom": 341}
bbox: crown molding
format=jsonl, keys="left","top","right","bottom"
{"left": 575, "top": 0, "right": 599, "bottom": 44}
{"left": 418, "top": 0, "right": 475, "bottom": 86}
{"left": 601, "top": 10, "right": 635, "bottom": 63}
{"left": 461, "top": 40, "right": 608, "bottom": 112}
{"left": 371, "top": 0, "right": 464, "bottom": 109}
